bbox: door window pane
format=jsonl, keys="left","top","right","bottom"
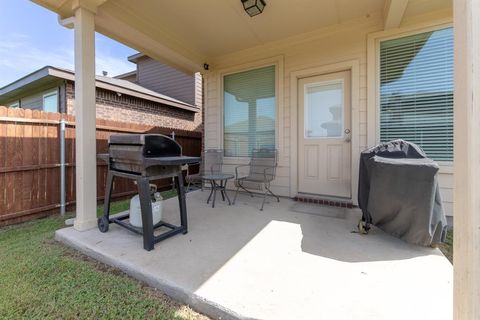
{"left": 223, "top": 65, "right": 275, "bottom": 157}
{"left": 304, "top": 81, "right": 343, "bottom": 138}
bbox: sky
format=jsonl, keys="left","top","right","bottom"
{"left": 0, "top": 0, "right": 138, "bottom": 87}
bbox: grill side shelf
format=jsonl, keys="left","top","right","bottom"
{"left": 143, "top": 156, "right": 200, "bottom": 166}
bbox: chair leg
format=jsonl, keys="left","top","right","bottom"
{"left": 239, "top": 183, "right": 254, "bottom": 197}
{"left": 266, "top": 186, "right": 280, "bottom": 202}
{"left": 220, "top": 180, "right": 226, "bottom": 201}
{"left": 233, "top": 186, "right": 240, "bottom": 205}
{"left": 212, "top": 180, "right": 217, "bottom": 208}
{"left": 207, "top": 181, "right": 214, "bottom": 204}
{"left": 260, "top": 190, "right": 268, "bottom": 211}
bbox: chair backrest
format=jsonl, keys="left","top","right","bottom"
{"left": 249, "top": 148, "right": 278, "bottom": 182}
{"left": 200, "top": 149, "right": 223, "bottom": 175}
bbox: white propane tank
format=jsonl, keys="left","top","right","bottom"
{"left": 129, "top": 192, "right": 163, "bottom": 228}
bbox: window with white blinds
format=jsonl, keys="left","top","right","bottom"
{"left": 223, "top": 65, "right": 276, "bottom": 157}
{"left": 379, "top": 27, "right": 453, "bottom": 161}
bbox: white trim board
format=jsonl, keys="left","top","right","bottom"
{"left": 366, "top": 19, "right": 454, "bottom": 173}
{"left": 215, "top": 55, "right": 286, "bottom": 166}
{"left": 366, "top": 18, "right": 453, "bottom": 148}
{"left": 289, "top": 60, "right": 360, "bottom": 203}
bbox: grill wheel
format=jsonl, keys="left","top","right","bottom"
{"left": 98, "top": 216, "right": 110, "bottom": 233}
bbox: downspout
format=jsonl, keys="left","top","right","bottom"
{"left": 171, "top": 131, "right": 176, "bottom": 190}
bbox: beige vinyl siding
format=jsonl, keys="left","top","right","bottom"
{"left": 204, "top": 15, "right": 379, "bottom": 199}
{"left": 438, "top": 171, "right": 453, "bottom": 216}
{"left": 194, "top": 72, "right": 203, "bottom": 108}
{"left": 203, "top": 11, "right": 454, "bottom": 216}
{"left": 136, "top": 57, "right": 195, "bottom": 105}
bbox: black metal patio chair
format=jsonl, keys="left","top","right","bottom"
{"left": 232, "top": 148, "right": 279, "bottom": 211}
{"left": 186, "top": 149, "right": 223, "bottom": 191}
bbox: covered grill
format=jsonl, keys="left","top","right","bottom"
{"left": 358, "top": 139, "right": 447, "bottom": 246}
{"left": 97, "top": 134, "right": 200, "bottom": 251}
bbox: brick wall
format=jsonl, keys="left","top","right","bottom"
{"left": 65, "top": 81, "right": 203, "bottom": 133}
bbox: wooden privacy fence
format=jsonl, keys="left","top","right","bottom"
{"left": 0, "top": 106, "right": 202, "bottom": 226}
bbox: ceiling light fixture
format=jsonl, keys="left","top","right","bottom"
{"left": 241, "top": 0, "right": 266, "bottom": 17}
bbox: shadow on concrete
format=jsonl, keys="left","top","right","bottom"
{"left": 58, "top": 189, "right": 441, "bottom": 292}
{"left": 154, "top": 191, "right": 438, "bottom": 290}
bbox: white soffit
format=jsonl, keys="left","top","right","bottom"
{"left": 32, "top": 0, "right": 452, "bottom": 69}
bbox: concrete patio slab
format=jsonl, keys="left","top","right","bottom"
{"left": 56, "top": 191, "right": 452, "bottom": 320}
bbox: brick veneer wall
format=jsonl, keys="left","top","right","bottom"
{"left": 65, "top": 81, "right": 203, "bottom": 132}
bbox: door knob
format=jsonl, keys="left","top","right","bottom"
{"left": 344, "top": 128, "right": 351, "bottom": 142}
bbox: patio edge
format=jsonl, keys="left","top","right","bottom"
{"left": 54, "top": 227, "right": 249, "bottom": 320}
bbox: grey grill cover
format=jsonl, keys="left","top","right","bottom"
{"left": 358, "top": 140, "right": 447, "bottom": 246}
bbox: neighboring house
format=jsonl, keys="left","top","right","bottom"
{"left": 117, "top": 53, "right": 203, "bottom": 108}
{"left": 224, "top": 116, "right": 275, "bottom": 157}
{"left": 114, "top": 70, "right": 137, "bottom": 83}
{"left": 0, "top": 65, "right": 203, "bottom": 133}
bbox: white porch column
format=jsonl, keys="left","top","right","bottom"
{"left": 453, "top": 0, "right": 480, "bottom": 318}
{"left": 73, "top": 5, "right": 97, "bottom": 231}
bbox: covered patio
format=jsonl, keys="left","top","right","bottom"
{"left": 31, "top": 0, "right": 480, "bottom": 318}
{"left": 56, "top": 190, "right": 452, "bottom": 320}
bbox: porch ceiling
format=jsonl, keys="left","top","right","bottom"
{"left": 32, "top": 0, "right": 451, "bottom": 73}
{"left": 97, "top": 0, "right": 384, "bottom": 58}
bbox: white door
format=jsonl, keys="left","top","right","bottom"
{"left": 298, "top": 71, "right": 351, "bottom": 198}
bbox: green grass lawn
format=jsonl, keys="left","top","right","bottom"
{"left": 0, "top": 190, "right": 208, "bottom": 320}
{"left": 438, "top": 230, "right": 453, "bottom": 263}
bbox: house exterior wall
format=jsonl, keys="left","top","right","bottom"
{"left": 136, "top": 56, "right": 196, "bottom": 105}
{"left": 194, "top": 72, "right": 203, "bottom": 108}
{"left": 65, "top": 82, "right": 202, "bottom": 132}
{"left": 6, "top": 84, "right": 64, "bottom": 112}
{"left": 116, "top": 72, "right": 137, "bottom": 82}
{"left": 366, "top": 14, "right": 454, "bottom": 217}
{"left": 203, "top": 10, "right": 454, "bottom": 215}
{"left": 17, "top": 92, "right": 44, "bottom": 110}
{"left": 120, "top": 73, "right": 137, "bottom": 82}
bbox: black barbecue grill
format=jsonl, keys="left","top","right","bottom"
{"left": 97, "top": 134, "right": 200, "bottom": 251}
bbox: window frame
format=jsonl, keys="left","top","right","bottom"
{"left": 42, "top": 90, "right": 59, "bottom": 113}
{"left": 9, "top": 101, "right": 20, "bottom": 108}
{"left": 218, "top": 56, "right": 283, "bottom": 164}
{"left": 368, "top": 21, "right": 453, "bottom": 168}
{"left": 378, "top": 26, "right": 453, "bottom": 163}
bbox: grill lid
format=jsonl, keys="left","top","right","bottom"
{"left": 108, "top": 134, "right": 181, "bottom": 158}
